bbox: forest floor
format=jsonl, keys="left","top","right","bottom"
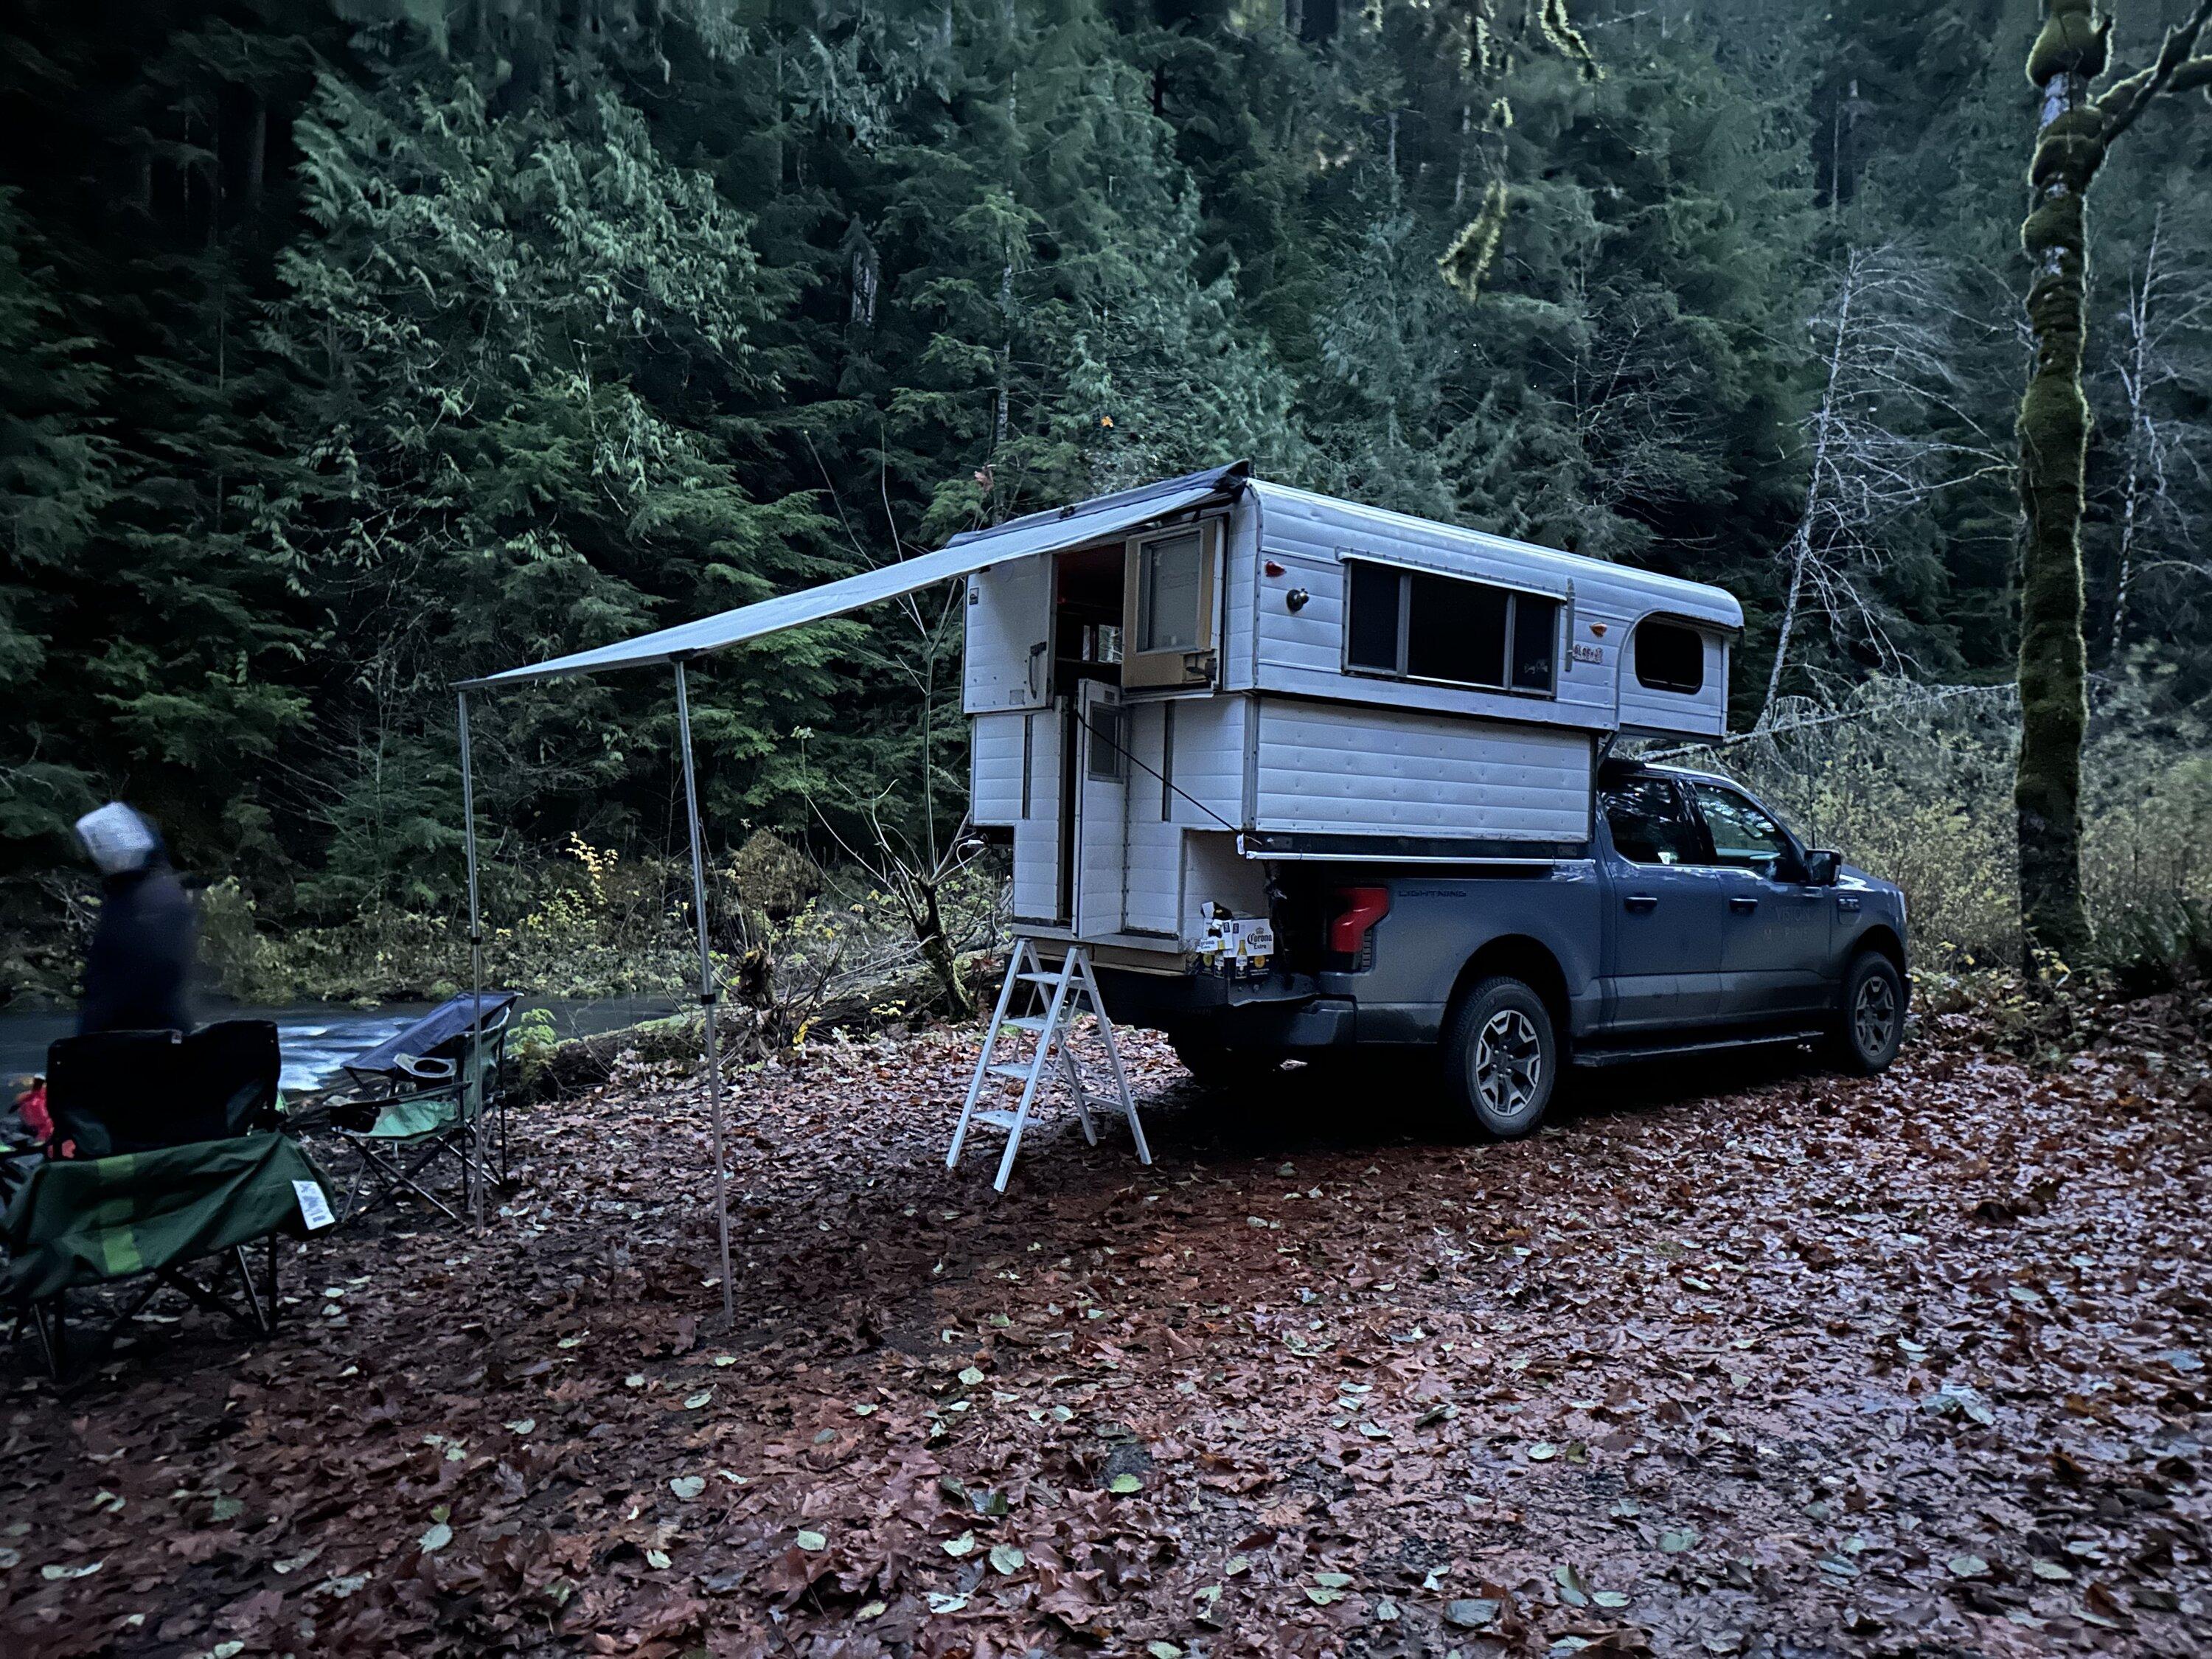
{"left": 4, "top": 993, "right": 2212, "bottom": 1659}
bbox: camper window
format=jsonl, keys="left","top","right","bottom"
{"left": 1343, "top": 560, "right": 1558, "bottom": 695}
{"left": 1121, "top": 521, "right": 1220, "bottom": 689}
{"left": 1087, "top": 703, "right": 1128, "bottom": 782}
{"left": 1635, "top": 620, "right": 1705, "bottom": 694}
{"left": 1135, "top": 532, "right": 1205, "bottom": 653}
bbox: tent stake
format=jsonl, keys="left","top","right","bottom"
{"left": 674, "top": 659, "right": 737, "bottom": 1324}
{"left": 458, "top": 691, "right": 486, "bottom": 1230}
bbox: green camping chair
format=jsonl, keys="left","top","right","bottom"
{"left": 3, "top": 1133, "right": 337, "bottom": 1377}
{"left": 332, "top": 1001, "right": 514, "bottom": 1223}
{"left": 2, "top": 1024, "right": 338, "bottom": 1378}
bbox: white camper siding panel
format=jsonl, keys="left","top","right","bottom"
{"left": 1012, "top": 819, "right": 1060, "bottom": 921}
{"left": 1248, "top": 481, "right": 1741, "bottom": 629}
{"left": 1251, "top": 549, "right": 1346, "bottom": 676}
{"left": 1075, "top": 737, "right": 1127, "bottom": 937}
{"left": 1253, "top": 701, "right": 1591, "bottom": 841}
{"left": 1009, "top": 708, "right": 1064, "bottom": 924}
{"left": 1248, "top": 543, "right": 1614, "bottom": 731}
{"left": 970, "top": 713, "right": 1026, "bottom": 827}
{"left": 1156, "top": 693, "right": 1249, "bottom": 829}
{"left": 962, "top": 560, "right": 1055, "bottom": 714}
{"left": 1615, "top": 628, "right": 1730, "bottom": 739}
{"left": 1220, "top": 495, "right": 1263, "bottom": 693}
{"left": 1121, "top": 703, "right": 1182, "bottom": 936}
{"left": 1244, "top": 481, "right": 1742, "bottom": 738}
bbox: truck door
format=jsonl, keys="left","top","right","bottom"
{"left": 1596, "top": 775, "right": 1731, "bottom": 1032}
{"left": 1073, "top": 679, "right": 1128, "bottom": 937}
{"left": 1685, "top": 781, "right": 1833, "bottom": 1022}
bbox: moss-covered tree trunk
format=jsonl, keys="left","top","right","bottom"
{"left": 2013, "top": 0, "right": 2212, "bottom": 966}
{"left": 2014, "top": 0, "right": 2107, "bottom": 964}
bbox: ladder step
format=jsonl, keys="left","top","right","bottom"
{"left": 947, "top": 943, "right": 1150, "bottom": 1188}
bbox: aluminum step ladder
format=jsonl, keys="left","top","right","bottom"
{"left": 947, "top": 939, "right": 1152, "bottom": 1192}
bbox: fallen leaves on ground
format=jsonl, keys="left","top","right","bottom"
{"left": 2, "top": 999, "right": 2210, "bottom": 1658}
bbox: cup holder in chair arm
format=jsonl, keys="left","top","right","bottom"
{"left": 396, "top": 1055, "right": 459, "bottom": 1081}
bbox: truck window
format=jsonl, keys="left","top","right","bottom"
{"left": 1343, "top": 559, "right": 1558, "bottom": 695}
{"left": 1634, "top": 621, "right": 1705, "bottom": 693}
{"left": 1600, "top": 778, "right": 1703, "bottom": 866}
{"left": 1689, "top": 782, "right": 1792, "bottom": 872}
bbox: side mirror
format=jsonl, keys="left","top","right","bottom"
{"left": 1803, "top": 849, "right": 1842, "bottom": 886}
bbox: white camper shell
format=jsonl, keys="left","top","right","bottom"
{"left": 959, "top": 462, "right": 1744, "bottom": 969}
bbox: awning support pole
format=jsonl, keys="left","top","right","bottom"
{"left": 674, "top": 659, "right": 737, "bottom": 1324}
{"left": 458, "top": 691, "right": 487, "bottom": 1229}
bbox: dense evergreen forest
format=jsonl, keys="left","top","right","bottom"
{"left": 4, "top": 0, "right": 2211, "bottom": 997}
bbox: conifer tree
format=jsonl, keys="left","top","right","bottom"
{"left": 260, "top": 66, "right": 832, "bottom": 906}
{"left": 0, "top": 191, "right": 114, "bottom": 852}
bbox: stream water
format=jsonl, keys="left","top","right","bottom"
{"left": 0, "top": 995, "right": 680, "bottom": 1095}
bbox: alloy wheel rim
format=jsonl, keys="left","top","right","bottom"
{"left": 1474, "top": 1009, "right": 1543, "bottom": 1121}
{"left": 1854, "top": 973, "right": 1897, "bottom": 1055}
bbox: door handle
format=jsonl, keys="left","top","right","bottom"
{"left": 1728, "top": 895, "right": 1759, "bottom": 914}
{"left": 1624, "top": 894, "right": 1658, "bottom": 913}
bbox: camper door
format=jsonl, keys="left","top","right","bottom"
{"left": 963, "top": 557, "right": 1055, "bottom": 713}
{"left": 1074, "top": 680, "right": 1128, "bottom": 936}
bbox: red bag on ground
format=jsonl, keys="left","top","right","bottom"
{"left": 15, "top": 1081, "right": 61, "bottom": 1153}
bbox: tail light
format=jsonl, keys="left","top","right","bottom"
{"left": 1325, "top": 886, "right": 1390, "bottom": 969}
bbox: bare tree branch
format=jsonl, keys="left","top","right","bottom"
{"left": 2096, "top": 0, "right": 2212, "bottom": 140}
{"left": 1760, "top": 245, "right": 2007, "bottom": 722}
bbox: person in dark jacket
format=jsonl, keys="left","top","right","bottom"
{"left": 74, "top": 802, "right": 197, "bottom": 1034}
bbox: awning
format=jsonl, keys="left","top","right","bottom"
{"left": 459, "top": 462, "right": 1248, "bottom": 689}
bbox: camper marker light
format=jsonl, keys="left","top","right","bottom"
{"left": 1326, "top": 886, "right": 1391, "bottom": 956}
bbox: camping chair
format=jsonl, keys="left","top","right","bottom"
{"left": 2, "top": 1023, "right": 336, "bottom": 1379}
{"left": 333, "top": 994, "right": 518, "bottom": 1223}
{"left": 44, "top": 1020, "right": 282, "bottom": 1156}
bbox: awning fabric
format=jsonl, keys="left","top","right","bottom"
{"left": 460, "top": 462, "right": 1248, "bottom": 689}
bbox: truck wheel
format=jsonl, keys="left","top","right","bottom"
{"left": 1170, "top": 1036, "right": 1282, "bottom": 1090}
{"left": 1443, "top": 976, "right": 1557, "bottom": 1138}
{"left": 1829, "top": 950, "right": 1906, "bottom": 1074}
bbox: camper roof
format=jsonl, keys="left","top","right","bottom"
{"left": 1245, "top": 479, "right": 1745, "bottom": 633}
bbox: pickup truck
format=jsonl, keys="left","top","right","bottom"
{"left": 1095, "top": 758, "right": 1910, "bottom": 1136}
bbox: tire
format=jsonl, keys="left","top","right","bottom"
{"left": 1442, "top": 975, "right": 1558, "bottom": 1138}
{"left": 1170, "top": 1036, "right": 1283, "bottom": 1090}
{"left": 1829, "top": 950, "right": 1906, "bottom": 1074}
